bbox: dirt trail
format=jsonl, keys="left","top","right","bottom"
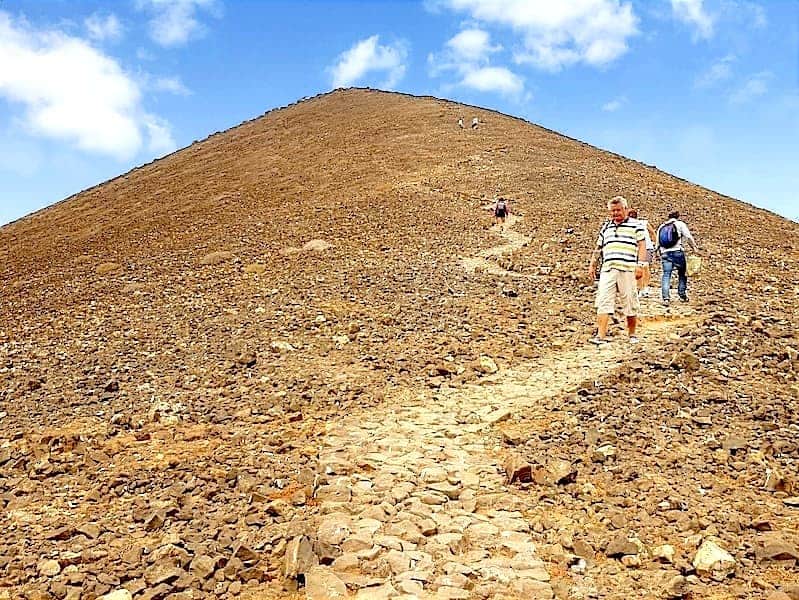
{"left": 297, "top": 216, "right": 698, "bottom": 599}
{"left": 461, "top": 214, "right": 531, "bottom": 276}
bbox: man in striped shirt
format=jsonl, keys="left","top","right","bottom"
{"left": 588, "top": 196, "right": 648, "bottom": 345}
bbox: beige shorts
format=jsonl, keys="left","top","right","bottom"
{"left": 595, "top": 269, "right": 640, "bottom": 316}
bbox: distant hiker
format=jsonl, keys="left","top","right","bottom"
{"left": 494, "top": 197, "right": 510, "bottom": 230}
{"left": 471, "top": 117, "right": 479, "bottom": 129}
{"left": 458, "top": 117, "right": 464, "bottom": 129}
{"left": 628, "top": 208, "right": 657, "bottom": 297}
{"left": 588, "top": 196, "right": 648, "bottom": 345}
{"left": 656, "top": 211, "right": 699, "bottom": 305}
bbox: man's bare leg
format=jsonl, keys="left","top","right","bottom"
{"left": 597, "top": 314, "right": 611, "bottom": 339}
{"left": 627, "top": 315, "right": 637, "bottom": 336}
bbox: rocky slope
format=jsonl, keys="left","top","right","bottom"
{"left": 0, "top": 88, "right": 797, "bottom": 599}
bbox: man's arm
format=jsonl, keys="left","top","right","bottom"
{"left": 588, "top": 237, "right": 602, "bottom": 279}
{"left": 683, "top": 226, "right": 699, "bottom": 252}
{"left": 637, "top": 239, "right": 647, "bottom": 263}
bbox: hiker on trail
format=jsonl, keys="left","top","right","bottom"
{"left": 471, "top": 117, "right": 479, "bottom": 129}
{"left": 656, "top": 211, "right": 699, "bottom": 305}
{"left": 458, "top": 117, "right": 464, "bottom": 129}
{"left": 628, "top": 208, "right": 657, "bottom": 297}
{"left": 494, "top": 197, "right": 510, "bottom": 230}
{"left": 588, "top": 196, "right": 648, "bottom": 345}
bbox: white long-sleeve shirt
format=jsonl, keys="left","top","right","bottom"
{"left": 656, "top": 219, "right": 698, "bottom": 253}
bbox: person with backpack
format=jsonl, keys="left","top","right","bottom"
{"left": 656, "top": 211, "right": 699, "bottom": 305}
{"left": 588, "top": 196, "right": 648, "bottom": 345}
{"left": 494, "top": 197, "right": 510, "bottom": 230}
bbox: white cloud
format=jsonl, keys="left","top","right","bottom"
{"left": 671, "top": 0, "right": 714, "bottom": 40}
{"left": 743, "top": 2, "right": 768, "bottom": 29}
{"left": 429, "top": 27, "right": 524, "bottom": 98}
{"left": 0, "top": 12, "right": 174, "bottom": 159}
{"left": 85, "top": 13, "right": 123, "bottom": 42}
{"left": 330, "top": 35, "right": 408, "bottom": 89}
{"left": 723, "top": 1, "right": 767, "bottom": 29}
{"left": 730, "top": 71, "right": 771, "bottom": 104}
{"left": 447, "top": 28, "right": 501, "bottom": 62}
{"left": 136, "top": 0, "right": 217, "bottom": 47}
{"left": 143, "top": 115, "right": 176, "bottom": 155}
{"left": 152, "top": 76, "right": 190, "bottom": 95}
{"left": 602, "top": 96, "right": 626, "bottom": 112}
{"left": 440, "top": 0, "right": 638, "bottom": 71}
{"left": 694, "top": 54, "right": 735, "bottom": 88}
{"left": 461, "top": 66, "right": 523, "bottom": 94}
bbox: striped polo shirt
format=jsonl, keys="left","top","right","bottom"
{"left": 596, "top": 217, "right": 645, "bottom": 272}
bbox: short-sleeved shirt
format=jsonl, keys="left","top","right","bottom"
{"left": 595, "top": 218, "right": 645, "bottom": 272}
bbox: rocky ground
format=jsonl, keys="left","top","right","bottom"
{"left": 0, "top": 89, "right": 797, "bottom": 599}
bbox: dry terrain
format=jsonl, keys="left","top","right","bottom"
{"left": 1, "top": 89, "right": 798, "bottom": 600}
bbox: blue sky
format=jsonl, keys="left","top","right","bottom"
{"left": 1, "top": 0, "right": 797, "bottom": 226}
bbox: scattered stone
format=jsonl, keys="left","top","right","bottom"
{"left": 97, "top": 591, "right": 133, "bottom": 600}
{"left": 692, "top": 540, "right": 736, "bottom": 580}
{"left": 504, "top": 454, "right": 532, "bottom": 484}
{"left": 244, "top": 263, "right": 266, "bottom": 275}
{"left": 652, "top": 544, "right": 676, "bottom": 564}
{"left": 305, "top": 567, "right": 348, "bottom": 599}
{"left": 200, "top": 251, "right": 234, "bottom": 265}
{"left": 592, "top": 443, "right": 616, "bottom": 463}
{"left": 605, "top": 535, "right": 639, "bottom": 558}
{"left": 271, "top": 341, "right": 296, "bottom": 353}
{"left": 784, "top": 584, "right": 799, "bottom": 600}
{"left": 664, "top": 575, "right": 690, "bottom": 598}
{"left": 76, "top": 522, "right": 102, "bottom": 539}
{"left": 755, "top": 534, "right": 799, "bottom": 562}
{"left": 38, "top": 559, "right": 61, "bottom": 577}
{"left": 284, "top": 536, "right": 319, "bottom": 579}
{"left": 96, "top": 262, "right": 122, "bottom": 275}
{"left": 189, "top": 555, "right": 217, "bottom": 580}
{"left": 670, "top": 350, "right": 701, "bottom": 371}
{"left": 475, "top": 356, "right": 498, "bottom": 374}
{"left": 302, "top": 239, "right": 333, "bottom": 252}
{"left": 483, "top": 407, "right": 511, "bottom": 424}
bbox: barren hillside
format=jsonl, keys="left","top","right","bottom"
{"left": 1, "top": 88, "right": 797, "bottom": 600}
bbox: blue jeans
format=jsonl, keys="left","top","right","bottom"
{"left": 661, "top": 251, "right": 687, "bottom": 300}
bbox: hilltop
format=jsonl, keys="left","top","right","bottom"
{"left": 1, "top": 88, "right": 797, "bottom": 599}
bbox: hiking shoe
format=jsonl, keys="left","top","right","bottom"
{"left": 589, "top": 337, "right": 609, "bottom": 345}
{"left": 629, "top": 336, "right": 640, "bottom": 344}
{"left": 679, "top": 294, "right": 689, "bottom": 302}
{"left": 661, "top": 298, "right": 670, "bottom": 307}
